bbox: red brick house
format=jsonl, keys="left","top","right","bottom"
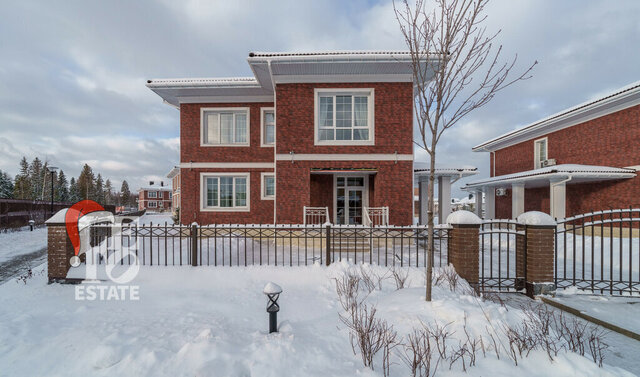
{"left": 138, "top": 182, "right": 172, "bottom": 212}
{"left": 147, "top": 51, "right": 438, "bottom": 225}
{"left": 466, "top": 81, "right": 639, "bottom": 219}
{"left": 166, "top": 166, "right": 180, "bottom": 217}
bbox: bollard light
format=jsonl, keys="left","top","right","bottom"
{"left": 28, "top": 219, "right": 35, "bottom": 232}
{"left": 263, "top": 282, "right": 282, "bottom": 334}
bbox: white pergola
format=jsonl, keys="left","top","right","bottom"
{"left": 464, "top": 164, "right": 636, "bottom": 219}
{"left": 414, "top": 166, "right": 478, "bottom": 224}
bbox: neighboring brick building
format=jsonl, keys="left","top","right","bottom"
{"left": 147, "top": 51, "right": 440, "bottom": 225}
{"left": 466, "top": 81, "right": 639, "bottom": 219}
{"left": 166, "top": 166, "right": 180, "bottom": 218}
{"left": 138, "top": 182, "right": 172, "bottom": 212}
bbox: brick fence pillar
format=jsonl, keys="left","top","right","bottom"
{"left": 46, "top": 209, "right": 74, "bottom": 283}
{"left": 517, "top": 211, "right": 557, "bottom": 297}
{"left": 446, "top": 211, "right": 482, "bottom": 285}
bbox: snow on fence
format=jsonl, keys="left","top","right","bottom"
{"left": 85, "top": 223, "right": 450, "bottom": 268}
{"left": 555, "top": 208, "right": 640, "bottom": 295}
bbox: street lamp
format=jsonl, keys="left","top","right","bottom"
{"left": 47, "top": 166, "right": 58, "bottom": 219}
{"left": 263, "top": 282, "right": 282, "bottom": 333}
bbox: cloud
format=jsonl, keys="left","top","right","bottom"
{"left": 0, "top": 0, "right": 639, "bottom": 199}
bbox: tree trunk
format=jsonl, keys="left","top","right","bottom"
{"left": 425, "top": 148, "right": 437, "bottom": 301}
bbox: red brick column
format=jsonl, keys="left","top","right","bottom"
{"left": 515, "top": 223, "right": 526, "bottom": 291}
{"left": 448, "top": 224, "right": 480, "bottom": 284}
{"left": 46, "top": 210, "right": 74, "bottom": 283}
{"left": 517, "top": 211, "right": 557, "bottom": 297}
{"left": 446, "top": 211, "right": 482, "bottom": 285}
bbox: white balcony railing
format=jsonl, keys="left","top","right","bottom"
{"left": 363, "top": 206, "right": 389, "bottom": 226}
{"left": 303, "top": 206, "right": 330, "bottom": 225}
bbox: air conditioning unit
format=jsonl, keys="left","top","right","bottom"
{"left": 496, "top": 188, "right": 507, "bottom": 196}
{"left": 541, "top": 158, "right": 557, "bottom": 167}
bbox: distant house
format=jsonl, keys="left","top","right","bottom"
{"left": 167, "top": 166, "right": 180, "bottom": 217}
{"left": 146, "top": 51, "right": 444, "bottom": 225}
{"left": 138, "top": 182, "right": 172, "bottom": 212}
{"left": 466, "top": 81, "right": 639, "bottom": 219}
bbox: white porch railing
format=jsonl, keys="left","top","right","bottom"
{"left": 363, "top": 206, "right": 389, "bottom": 226}
{"left": 303, "top": 206, "right": 330, "bottom": 225}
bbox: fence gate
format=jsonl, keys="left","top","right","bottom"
{"left": 555, "top": 208, "right": 640, "bottom": 295}
{"left": 479, "top": 219, "right": 524, "bottom": 292}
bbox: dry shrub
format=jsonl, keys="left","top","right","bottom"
{"left": 391, "top": 266, "right": 410, "bottom": 290}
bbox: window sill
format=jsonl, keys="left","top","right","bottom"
{"left": 314, "top": 140, "right": 375, "bottom": 146}
{"left": 200, "top": 207, "right": 251, "bottom": 212}
{"left": 200, "top": 143, "right": 251, "bottom": 147}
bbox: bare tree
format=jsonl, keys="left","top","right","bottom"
{"left": 394, "top": 0, "right": 536, "bottom": 300}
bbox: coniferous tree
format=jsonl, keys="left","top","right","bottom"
{"left": 95, "top": 173, "right": 105, "bottom": 204}
{"left": 120, "top": 180, "right": 131, "bottom": 208}
{"left": 77, "top": 164, "right": 95, "bottom": 201}
{"left": 56, "top": 170, "right": 69, "bottom": 202}
{"left": 28, "top": 157, "right": 45, "bottom": 200}
{"left": 69, "top": 177, "right": 80, "bottom": 203}
{"left": 13, "top": 157, "right": 30, "bottom": 199}
{"left": 104, "top": 179, "right": 114, "bottom": 205}
{"left": 0, "top": 170, "right": 14, "bottom": 198}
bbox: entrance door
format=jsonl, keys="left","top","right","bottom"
{"left": 335, "top": 176, "right": 367, "bottom": 225}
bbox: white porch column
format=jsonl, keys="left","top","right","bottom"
{"left": 475, "top": 189, "right": 484, "bottom": 218}
{"left": 550, "top": 178, "right": 567, "bottom": 220}
{"left": 438, "top": 176, "right": 452, "bottom": 224}
{"left": 511, "top": 183, "right": 525, "bottom": 219}
{"left": 418, "top": 179, "right": 428, "bottom": 225}
{"left": 484, "top": 186, "right": 496, "bottom": 219}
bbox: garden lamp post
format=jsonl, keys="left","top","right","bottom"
{"left": 47, "top": 166, "right": 58, "bottom": 218}
{"left": 263, "top": 282, "right": 282, "bottom": 333}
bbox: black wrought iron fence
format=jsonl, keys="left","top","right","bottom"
{"left": 85, "top": 222, "right": 450, "bottom": 268}
{"left": 555, "top": 208, "right": 640, "bottom": 295}
{"left": 479, "top": 219, "right": 523, "bottom": 292}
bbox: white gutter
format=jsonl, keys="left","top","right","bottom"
{"left": 267, "top": 58, "right": 278, "bottom": 225}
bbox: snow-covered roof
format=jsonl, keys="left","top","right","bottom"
{"left": 473, "top": 80, "right": 640, "bottom": 152}
{"left": 148, "top": 50, "right": 443, "bottom": 107}
{"left": 138, "top": 186, "right": 172, "bottom": 192}
{"left": 465, "top": 164, "right": 636, "bottom": 189}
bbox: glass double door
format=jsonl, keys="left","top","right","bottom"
{"left": 335, "top": 176, "right": 366, "bottom": 225}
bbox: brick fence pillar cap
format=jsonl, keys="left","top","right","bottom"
{"left": 45, "top": 208, "right": 73, "bottom": 226}
{"left": 446, "top": 210, "right": 482, "bottom": 225}
{"left": 517, "top": 211, "right": 556, "bottom": 226}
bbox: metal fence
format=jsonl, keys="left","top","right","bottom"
{"left": 86, "top": 222, "right": 450, "bottom": 268}
{"left": 555, "top": 208, "right": 640, "bottom": 295}
{"left": 479, "top": 219, "right": 523, "bottom": 292}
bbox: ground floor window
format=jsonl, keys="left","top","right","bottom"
{"left": 261, "top": 173, "right": 275, "bottom": 200}
{"left": 148, "top": 201, "right": 157, "bottom": 208}
{"left": 201, "top": 173, "right": 250, "bottom": 211}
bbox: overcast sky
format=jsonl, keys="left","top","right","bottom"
{"left": 0, "top": 0, "right": 639, "bottom": 196}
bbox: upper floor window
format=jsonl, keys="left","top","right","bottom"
{"left": 201, "top": 107, "right": 250, "bottom": 146}
{"left": 314, "top": 89, "right": 374, "bottom": 145}
{"left": 148, "top": 191, "right": 157, "bottom": 198}
{"left": 261, "top": 108, "right": 275, "bottom": 146}
{"left": 534, "top": 137, "right": 548, "bottom": 169}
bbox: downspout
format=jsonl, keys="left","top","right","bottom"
{"left": 267, "top": 59, "right": 277, "bottom": 224}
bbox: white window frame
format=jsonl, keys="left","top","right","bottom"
{"left": 261, "top": 172, "right": 275, "bottom": 200}
{"left": 148, "top": 201, "right": 157, "bottom": 208}
{"left": 157, "top": 191, "right": 162, "bottom": 198}
{"left": 200, "top": 107, "right": 250, "bottom": 147}
{"left": 314, "top": 88, "right": 375, "bottom": 146}
{"left": 200, "top": 172, "right": 250, "bottom": 212}
{"left": 534, "top": 137, "right": 548, "bottom": 169}
{"left": 148, "top": 191, "right": 157, "bottom": 198}
{"left": 260, "top": 107, "right": 275, "bottom": 147}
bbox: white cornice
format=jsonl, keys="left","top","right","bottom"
{"left": 473, "top": 81, "right": 640, "bottom": 152}
{"left": 275, "top": 153, "right": 413, "bottom": 161}
{"left": 179, "top": 162, "right": 274, "bottom": 168}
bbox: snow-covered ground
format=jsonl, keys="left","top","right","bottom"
{"left": 0, "top": 226, "right": 47, "bottom": 264}
{"left": 553, "top": 289, "right": 640, "bottom": 334}
{"left": 0, "top": 262, "right": 634, "bottom": 377}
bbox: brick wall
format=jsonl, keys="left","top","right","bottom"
{"left": 180, "top": 102, "right": 275, "bottom": 163}
{"left": 275, "top": 82, "right": 413, "bottom": 155}
{"left": 47, "top": 225, "right": 74, "bottom": 281}
{"left": 448, "top": 224, "right": 480, "bottom": 284}
{"left": 138, "top": 189, "right": 172, "bottom": 211}
{"left": 525, "top": 226, "right": 555, "bottom": 283}
{"left": 493, "top": 104, "right": 640, "bottom": 218}
{"left": 276, "top": 160, "right": 413, "bottom": 225}
{"left": 180, "top": 167, "right": 274, "bottom": 224}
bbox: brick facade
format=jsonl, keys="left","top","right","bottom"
{"left": 492, "top": 104, "right": 640, "bottom": 218}
{"left": 138, "top": 188, "right": 172, "bottom": 212}
{"left": 178, "top": 81, "right": 415, "bottom": 225}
